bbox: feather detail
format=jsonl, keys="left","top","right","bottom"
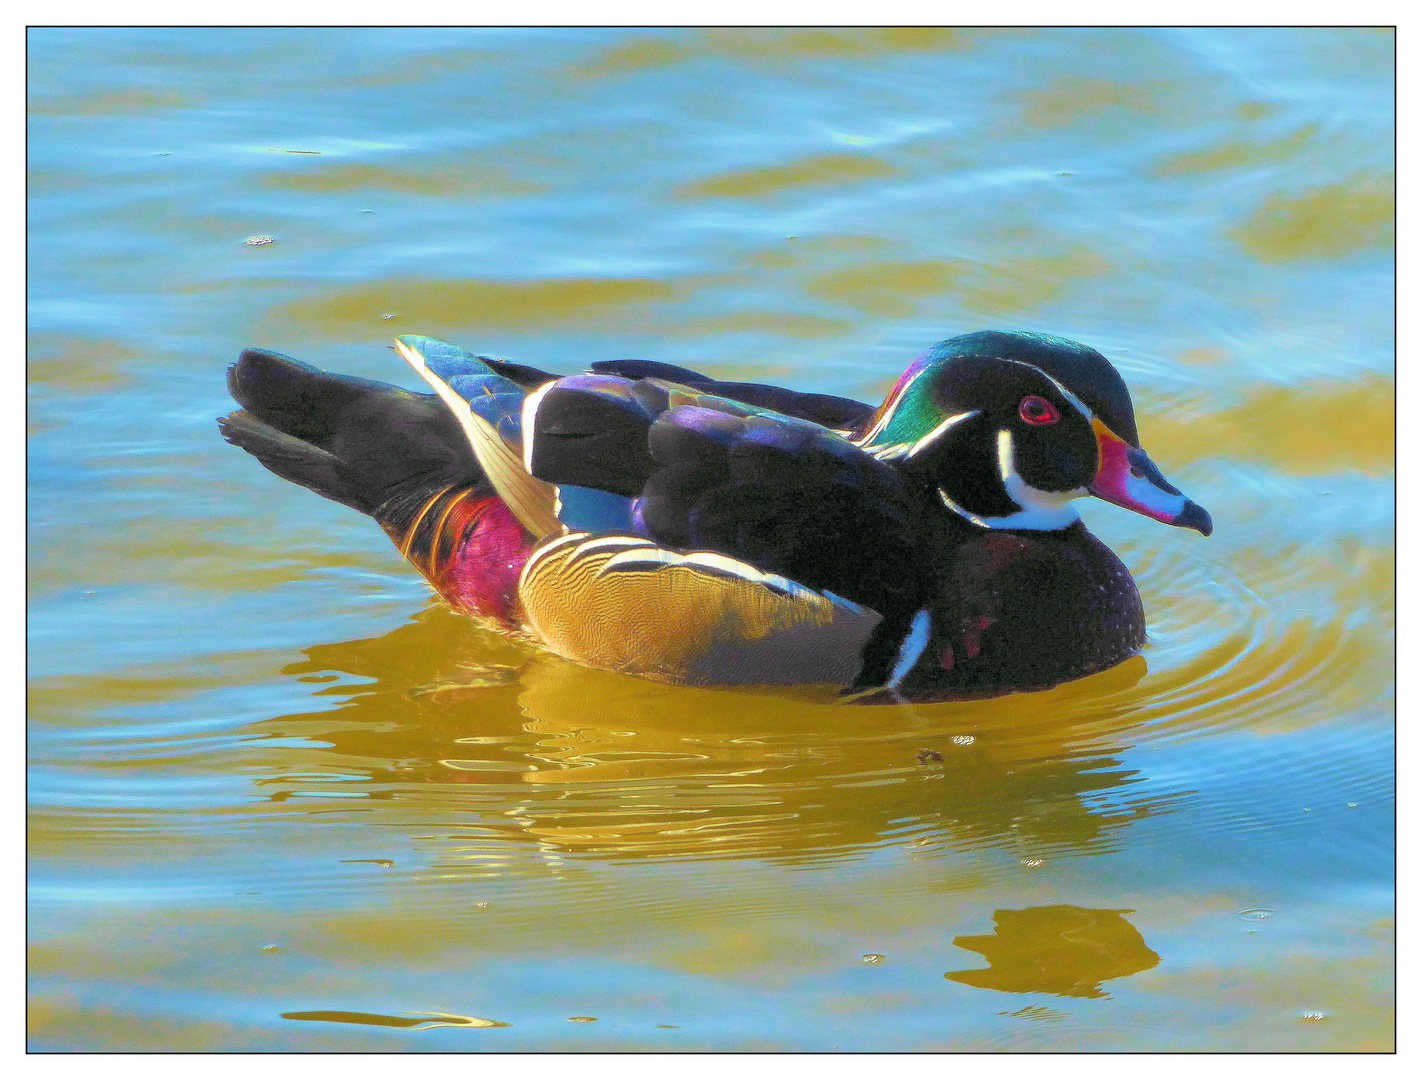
{"left": 395, "top": 337, "right": 564, "bottom": 540}
{"left": 518, "top": 533, "right": 881, "bottom": 686}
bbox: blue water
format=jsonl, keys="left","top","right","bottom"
{"left": 28, "top": 27, "right": 1392, "bottom": 1051}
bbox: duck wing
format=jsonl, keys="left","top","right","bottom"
{"left": 589, "top": 359, "right": 874, "bottom": 431}
{"left": 525, "top": 373, "right": 926, "bottom": 622}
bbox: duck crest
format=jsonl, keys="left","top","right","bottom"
{"left": 852, "top": 353, "right": 939, "bottom": 452}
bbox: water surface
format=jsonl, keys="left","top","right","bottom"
{"left": 28, "top": 27, "right": 1393, "bottom": 1051}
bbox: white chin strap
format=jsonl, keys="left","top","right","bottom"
{"left": 938, "top": 430, "right": 1083, "bottom": 531}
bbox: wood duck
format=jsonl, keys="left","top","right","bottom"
{"left": 219, "top": 330, "right": 1210, "bottom": 701}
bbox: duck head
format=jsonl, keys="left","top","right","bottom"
{"left": 855, "top": 331, "right": 1212, "bottom": 536}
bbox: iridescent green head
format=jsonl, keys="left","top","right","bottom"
{"left": 854, "top": 331, "right": 1211, "bottom": 535}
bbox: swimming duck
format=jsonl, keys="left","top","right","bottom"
{"left": 219, "top": 330, "right": 1210, "bottom": 700}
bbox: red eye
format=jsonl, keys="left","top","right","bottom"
{"left": 1019, "top": 395, "right": 1059, "bottom": 425}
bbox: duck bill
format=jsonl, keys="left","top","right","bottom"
{"left": 1088, "top": 420, "right": 1212, "bottom": 536}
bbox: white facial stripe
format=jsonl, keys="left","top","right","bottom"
{"left": 906, "top": 410, "right": 978, "bottom": 459}
{"left": 520, "top": 379, "right": 558, "bottom": 474}
{"left": 887, "top": 609, "right": 933, "bottom": 688}
{"left": 995, "top": 429, "right": 1083, "bottom": 528}
{"left": 1031, "top": 367, "right": 1093, "bottom": 422}
{"left": 854, "top": 366, "right": 929, "bottom": 447}
{"left": 934, "top": 431, "right": 1083, "bottom": 532}
{"left": 996, "top": 428, "right": 1013, "bottom": 484}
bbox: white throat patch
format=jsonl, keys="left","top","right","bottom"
{"left": 994, "top": 429, "right": 1083, "bottom": 529}
{"left": 937, "top": 430, "right": 1083, "bottom": 531}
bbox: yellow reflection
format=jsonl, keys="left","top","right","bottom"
{"left": 695, "top": 28, "right": 988, "bottom": 59}
{"left": 27, "top": 334, "right": 138, "bottom": 393}
{"left": 259, "top": 160, "right": 545, "bottom": 198}
{"left": 255, "top": 606, "right": 1182, "bottom": 867}
{"left": 28, "top": 87, "right": 190, "bottom": 117}
{"left": 956, "top": 248, "right": 1115, "bottom": 314}
{"left": 268, "top": 276, "right": 691, "bottom": 339}
{"left": 800, "top": 246, "right": 1116, "bottom": 320}
{"left": 1014, "top": 76, "right": 1176, "bottom": 130}
{"left": 673, "top": 153, "right": 900, "bottom": 201}
{"left": 281, "top": 1010, "right": 507, "bottom": 1029}
{"left": 946, "top": 905, "right": 1160, "bottom": 998}
{"left": 1138, "top": 375, "right": 1394, "bottom": 475}
{"left": 658, "top": 311, "right": 850, "bottom": 339}
{"left": 1151, "top": 123, "right": 1324, "bottom": 178}
{"left": 805, "top": 260, "right": 970, "bottom": 318}
{"left": 28, "top": 510, "right": 398, "bottom": 597}
{"left": 305, "top": 48, "right": 501, "bottom": 90}
{"left": 564, "top": 38, "right": 688, "bottom": 79}
{"left": 1232, "top": 172, "right": 1394, "bottom": 262}
{"left": 565, "top": 29, "right": 992, "bottom": 79}
{"left": 743, "top": 234, "right": 888, "bottom": 271}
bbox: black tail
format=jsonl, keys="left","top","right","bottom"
{"left": 219, "top": 348, "right": 484, "bottom": 527}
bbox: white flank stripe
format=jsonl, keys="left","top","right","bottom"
{"left": 586, "top": 544, "right": 833, "bottom": 604}
{"left": 520, "top": 379, "right": 558, "bottom": 474}
{"left": 519, "top": 531, "right": 591, "bottom": 589}
{"left": 570, "top": 535, "right": 655, "bottom": 560}
{"left": 597, "top": 547, "right": 681, "bottom": 576}
{"left": 887, "top": 609, "right": 933, "bottom": 688}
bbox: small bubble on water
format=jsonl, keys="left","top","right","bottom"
{"left": 475, "top": 901, "right": 489, "bottom": 908}
{"left": 1300, "top": 1011, "right": 1328, "bottom": 1022}
{"left": 1348, "top": 802, "right": 1358, "bottom": 808}
{"left": 1020, "top": 858, "right": 1044, "bottom": 868}
{"left": 381, "top": 313, "right": 397, "bottom": 321}
{"left": 1238, "top": 908, "right": 1274, "bottom": 921}
{"left": 861, "top": 954, "right": 884, "bottom": 964}
{"left": 952, "top": 734, "right": 975, "bottom": 746}
{"left": 242, "top": 235, "right": 276, "bottom": 246}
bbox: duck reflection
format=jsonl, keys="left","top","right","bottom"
{"left": 946, "top": 905, "right": 1161, "bottom": 999}
{"left": 256, "top": 603, "right": 1184, "bottom": 866}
